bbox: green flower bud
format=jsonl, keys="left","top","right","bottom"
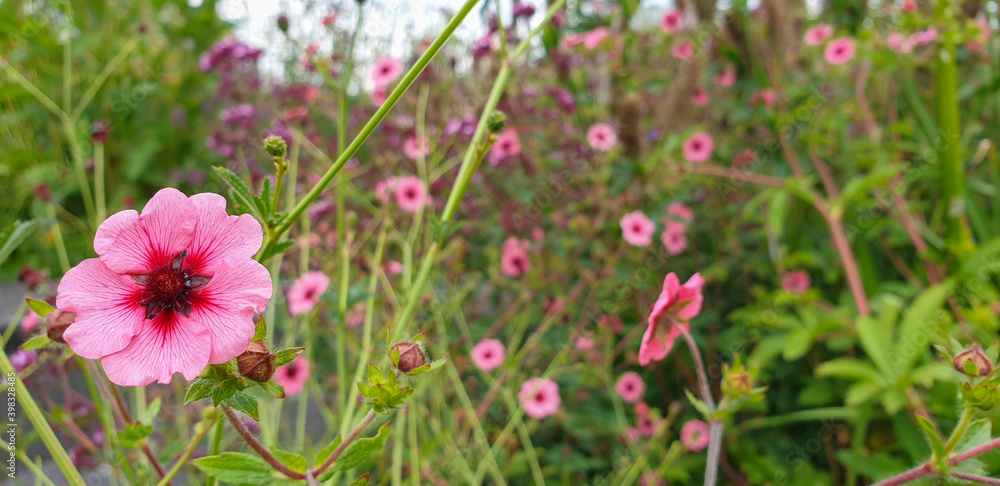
{"left": 264, "top": 135, "right": 287, "bottom": 158}
{"left": 487, "top": 111, "right": 507, "bottom": 134}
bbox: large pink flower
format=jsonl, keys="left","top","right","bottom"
{"left": 287, "top": 271, "right": 330, "bottom": 316}
{"left": 519, "top": 377, "right": 561, "bottom": 419}
{"left": 371, "top": 55, "right": 404, "bottom": 87}
{"left": 57, "top": 188, "right": 272, "bottom": 386}
{"left": 471, "top": 339, "right": 505, "bottom": 372}
{"left": 615, "top": 371, "right": 646, "bottom": 404}
{"left": 620, "top": 211, "right": 655, "bottom": 247}
{"left": 273, "top": 354, "right": 310, "bottom": 396}
{"left": 638, "top": 272, "right": 704, "bottom": 366}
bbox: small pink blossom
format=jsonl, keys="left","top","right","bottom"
{"left": 615, "top": 372, "right": 646, "bottom": 404}
{"left": 753, "top": 88, "right": 776, "bottom": 110}
{"left": 887, "top": 33, "right": 914, "bottom": 54}
{"left": 384, "top": 261, "right": 403, "bottom": 276}
{"left": 370, "top": 86, "right": 388, "bottom": 105}
{"left": 500, "top": 237, "right": 532, "bottom": 277}
{"left": 321, "top": 13, "right": 337, "bottom": 28}
{"left": 620, "top": 211, "right": 655, "bottom": 247}
{"left": 582, "top": 27, "right": 612, "bottom": 50}
{"left": 712, "top": 65, "right": 736, "bottom": 87}
{"left": 681, "top": 419, "right": 710, "bottom": 451}
{"left": 471, "top": 339, "right": 505, "bottom": 372}
{"left": 671, "top": 40, "right": 694, "bottom": 60}
{"left": 575, "top": 336, "right": 594, "bottom": 351}
{"left": 489, "top": 128, "right": 522, "bottom": 165}
{"left": 666, "top": 202, "right": 694, "bottom": 224}
{"left": 682, "top": 132, "right": 715, "bottom": 163}
{"left": 660, "top": 222, "right": 688, "bottom": 256}
{"left": 635, "top": 402, "right": 660, "bottom": 437}
{"left": 660, "top": 10, "right": 683, "bottom": 34}
{"left": 966, "top": 19, "right": 990, "bottom": 51}
{"left": 901, "top": 0, "right": 916, "bottom": 12}
{"left": 394, "top": 176, "right": 428, "bottom": 213}
{"left": 691, "top": 88, "right": 709, "bottom": 107}
{"left": 824, "top": 37, "right": 856, "bottom": 65}
{"left": 287, "top": 272, "right": 330, "bottom": 316}
{"left": 375, "top": 177, "right": 398, "bottom": 204}
{"left": 371, "top": 55, "right": 404, "bottom": 87}
{"left": 782, "top": 270, "right": 811, "bottom": 294}
{"left": 57, "top": 188, "right": 272, "bottom": 386}
{"left": 346, "top": 303, "right": 366, "bottom": 328}
{"left": 531, "top": 227, "right": 545, "bottom": 242}
{"left": 273, "top": 355, "right": 310, "bottom": 396}
{"left": 21, "top": 308, "right": 41, "bottom": 334}
{"left": 403, "top": 136, "right": 430, "bottom": 160}
{"left": 599, "top": 314, "right": 624, "bottom": 333}
{"left": 519, "top": 377, "right": 561, "bottom": 419}
{"left": 560, "top": 33, "right": 586, "bottom": 50}
{"left": 639, "top": 272, "right": 704, "bottom": 366}
{"left": 587, "top": 123, "right": 618, "bottom": 152}
{"left": 804, "top": 23, "right": 833, "bottom": 46}
{"left": 910, "top": 28, "right": 938, "bottom": 46}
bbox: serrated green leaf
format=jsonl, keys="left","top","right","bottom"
{"left": 185, "top": 378, "right": 215, "bottom": 405}
{"left": 406, "top": 355, "right": 450, "bottom": 376}
{"left": 212, "top": 378, "right": 248, "bottom": 406}
{"left": 193, "top": 452, "right": 276, "bottom": 484}
{"left": 252, "top": 315, "right": 267, "bottom": 342}
{"left": 314, "top": 436, "right": 342, "bottom": 468}
{"left": 213, "top": 166, "right": 263, "bottom": 219}
{"left": 25, "top": 298, "right": 54, "bottom": 318}
{"left": 269, "top": 448, "right": 306, "bottom": 473}
{"left": 916, "top": 415, "right": 947, "bottom": 460}
{"left": 954, "top": 417, "right": 992, "bottom": 455}
{"left": 20, "top": 335, "right": 52, "bottom": 351}
{"left": 222, "top": 391, "right": 260, "bottom": 421}
{"left": 275, "top": 347, "right": 305, "bottom": 367}
{"left": 117, "top": 422, "right": 153, "bottom": 448}
{"left": 334, "top": 422, "right": 391, "bottom": 471}
{"left": 259, "top": 240, "right": 296, "bottom": 262}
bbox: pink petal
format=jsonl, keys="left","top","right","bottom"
{"left": 101, "top": 312, "right": 212, "bottom": 386}
{"left": 193, "top": 258, "right": 273, "bottom": 363}
{"left": 93, "top": 210, "right": 139, "bottom": 257}
{"left": 185, "top": 193, "right": 264, "bottom": 276}
{"left": 57, "top": 259, "right": 145, "bottom": 359}
{"left": 99, "top": 188, "right": 197, "bottom": 274}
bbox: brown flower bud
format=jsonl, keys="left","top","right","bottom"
{"left": 237, "top": 341, "right": 276, "bottom": 382}
{"left": 391, "top": 342, "right": 427, "bottom": 373}
{"left": 46, "top": 310, "right": 76, "bottom": 343}
{"left": 955, "top": 344, "right": 993, "bottom": 377}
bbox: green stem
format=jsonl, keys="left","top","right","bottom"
{"left": 156, "top": 415, "right": 220, "bottom": 486}
{"left": 943, "top": 406, "right": 976, "bottom": 455}
{"left": 16, "top": 452, "right": 57, "bottom": 486}
{"left": 70, "top": 38, "right": 139, "bottom": 122}
{"left": 94, "top": 143, "right": 106, "bottom": 231}
{"left": 45, "top": 202, "right": 71, "bottom": 273}
{"left": 62, "top": 118, "right": 96, "bottom": 227}
{"left": 0, "top": 353, "right": 85, "bottom": 485}
{"left": 204, "top": 419, "right": 224, "bottom": 486}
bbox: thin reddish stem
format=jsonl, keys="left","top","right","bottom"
{"left": 221, "top": 405, "right": 306, "bottom": 480}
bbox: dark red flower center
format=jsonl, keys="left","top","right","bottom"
{"left": 534, "top": 392, "right": 546, "bottom": 403}
{"left": 137, "top": 251, "right": 208, "bottom": 320}
{"left": 483, "top": 351, "right": 493, "bottom": 359}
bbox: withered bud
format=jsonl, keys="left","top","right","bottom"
{"left": 237, "top": 341, "right": 276, "bottom": 382}
{"left": 726, "top": 371, "right": 752, "bottom": 395}
{"left": 91, "top": 120, "right": 109, "bottom": 144}
{"left": 276, "top": 14, "right": 289, "bottom": 33}
{"left": 391, "top": 342, "right": 427, "bottom": 373}
{"left": 46, "top": 310, "right": 76, "bottom": 343}
{"left": 955, "top": 344, "right": 993, "bottom": 377}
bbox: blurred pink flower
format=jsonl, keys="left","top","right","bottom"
{"left": 273, "top": 355, "right": 310, "bottom": 396}
{"left": 321, "top": 13, "right": 337, "bottom": 28}
{"left": 599, "top": 314, "right": 624, "bottom": 333}
{"left": 582, "top": 27, "right": 611, "bottom": 49}
{"left": 804, "top": 23, "right": 833, "bottom": 46}
{"left": 753, "top": 88, "right": 776, "bottom": 109}
{"left": 57, "top": 188, "right": 272, "bottom": 386}
{"left": 371, "top": 86, "right": 388, "bottom": 105}
{"left": 403, "top": 136, "right": 430, "bottom": 160}
{"left": 371, "top": 55, "right": 404, "bottom": 87}
{"left": 660, "top": 10, "right": 683, "bottom": 34}
{"left": 615, "top": 372, "right": 646, "bottom": 404}
{"left": 639, "top": 272, "right": 704, "bottom": 366}
{"left": 471, "top": 339, "right": 505, "bottom": 371}
{"left": 640, "top": 472, "right": 665, "bottom": 486}
{"left": 635, "top": 402, "right": 659, "bottom": 437}
{"left": 575, "top": 336, "right": 594, "bottom": 351}
{"left": 782, "top": 270, "right": 811, "bottom": 294}
{"left": 519, "top": 377, "right": 561, "bottom": 419}
{"left": 501, "top": 237, "right": 532, "bottom": 277}
{"left": 682, "top": 132, "right": 714, "bottom": 163}
{"left": 966, "top": 19, "right": 990, "bottom": 51}
{"left": 713, "top": 65, "right": 736, "bottom": 87}
{"left": 532, "top": 227, "right": 545, "bottom": 242}
{"left": 620, "top": 211, "right": 655, "bottom": 247}
{"left": 21, "top": 308, "right": 40, "bottom": 334}
{"left": 489, "top": 128, "right": 522, "bottom": 165}
{"left": 910, "top": 28, "right": 938, "bottom": 46}
{"left": 671, "top": 40, "right": 694, "bottom": 60}
{"left": 384, "top": 261, "right": 404, "bottom": 276}
{"left": 346, "top": 303, "right": 366, "bottom": 328}
{"left": 287, "top": 271, "right": 330, "bottom": 316}
{"left": 901, "top": 0, "right": 916, "bottom": 12}
{"left": 666, "top": 202, "right": 694, "bottom": 223}
{"left": 887, "top": 33, "right": 914, "bottom": 53}
{"left": 691, "top": 88, "right": 709, "bottom": 107}
{"left": 587, "top": 123, "right": 618, "bottom": 152}
{"left": 375, "top": 177, "right": 398, "bottom": 203}
{"left": 824, "top": 37, "right": 856, "bottom": 65}
{"left": 660, "top": 222, "right": 688, "bottom": 256}
{"left": 681, "top": 419, "right": 710, "bottom": 451}
{"left": 394, "top": 176, "right": 428, "bottom": 213}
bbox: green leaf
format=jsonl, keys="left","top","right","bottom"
{"left": 117, "top": 422, "right": 153, "bottom": 448}
{"left": 314, "top": 437, "right": 342, "bottom": 467}
{"left": 348, "top": 474, "right": 370, "bottom": 486}
{"left": 193, "top": 452, "right": 276, "bottom": 485}
{"left": 185, "top": 378, "right": 214, "bottom": 405}
{"left": 856, "top": 316, "right": 897, "bottom": 381}
{"left": 844, "top": 382, "right": 883, "bottom": 406}
{"left": 259, "top": 380, "right": 285, "bottom": 399}
{"left": 269, "top": 448, "right": 306, "bottom": 473}
{"left": 261, "top": 177, "right": 274, "bottom": 215}
{"left": 20, "top": 335, "right": 52, "bottom": 351}
{"left": 909, "top": 363, "right": 955, "bottom": 387}
{"left": 212, "top": 166, "right": 263, "bottom": 219}
{"left": 212, "top": 378, "right": 249, "bottom": 406}
{"left": 815, "top": 358, "right": 882, "bottom": 382}
{"left": 333, "top": 422, "right": 391, "bottom": 471}
{"left": 252, "top": 315, "right": 267, "bottom": 342}
{"left": 140, "top": 398, "right": 162, "bottom": 424}
{"left": 896, "top": 281, "right": 954, "bottom": 373}
{"left": 954, "top": 418, "right": 992, "bottom": 455}
{"left": 259, "top": 240, "right": 295, "bottom": 262}
{"left": 916, "top": 415, "right": 947, "bottom": 460}
{"left": 684, "top": 389, "right": 711, "bottom": 418}
{"left": 0, "top": 220, "right": 38, "bottom": 267}
{"left": 222, "top": 391, "right": 260, "bottom": 421}
{"left": 834, "top": 166, "right": 902, "bottom": 214}
{"left": 275, "top": 347, "right": 305, "bottom": 367}
{"left": 25, "top": 298, "right": 54, "bottom": 318}
{"left": 782, "top": 329, "right": 813, "bottom": 361}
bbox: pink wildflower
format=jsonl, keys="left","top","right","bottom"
{"left": 615, "top": 372, "right": 646, "bottom": 404}
{"left": 57, "top": 188, "right": 272, "bottom": 386}
{"left": 21, "top": 308, "right": 41, "bottom": 334}
{"left": 666, "top": 202, "right": 694, "bottom": 223}
{"left": 691, "top": 88, "right": 709, "bottom": 107}
{"left": 582, "top": 27, "right": 611, "bottom": 50}
{"left": 384, "top": 261, "right": 404, "bottom": 276}
{"left": 471, "top": 339, "right": 505, "bottom": 372}
{"left": 500, "top": 237, "right": 531, "bottom": 277}
{"left": 393, "top": 176, "right": 428, "bottom": 213}
{"left": 371, "top": 55, "right": 404, "bottom": 87}
{"left": 887, "top": 33, "right": 914, "bottom": 54}
{"left": 682, "top": 132, "right": 715, "bottom": 163}
{"left": 804, "top": 23, "right": 833, "bottom": 46}
{"left": 519, "top": 377, "right": 561, "bottom": 419}
{"left": 375, "top": 177, "right": 398, "bottom": 204}
{"left": 587, "top": 123, "right": 618, "bottom": 152}
{"left": 403, "top": 136, "right": 430, "bottom": 160}
{"left": 713, "top": 65, "right": 736, "bottom": 87}
{"left": 782, "top": 270, "right": 811, "bottom": 294}
{"left": 660, "top": 10, "right": 683, "bottom": 34}
{"left": 635, "top": 402, "right": 659, "bottom": 437}
{"left": 287, "top": 271, "right": 330, "bottom": 316}
{"left": 273, "top": 355, "right": 310, "bottom": 396}
{"left": 661, "top": 222, "right": 688, "bottom": 256}
{"left": 910, "top": 28, "right": 938, "bottom": 46}
{"left": 824, "top": 37, "right": 856, "bottom": 65}
{"left": 671, "top": 40, "right": 694, "bottom": 60}
{"left": 370, "top": 86, "right": 388, "bottom": 105}
{"left": 575, "top": 337, "right": 595, "bottom": 351}
{"left": 489, "top": 128, "right": 522, "bottom": 165}
{"left": 681, "top": 419, "right": 710, "bottom": 452}
{"left": 638, "top": 272, "right": 704, "bottom": 366}
{"left": 620, "top": 211, "right": 655, "bottom": 247}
